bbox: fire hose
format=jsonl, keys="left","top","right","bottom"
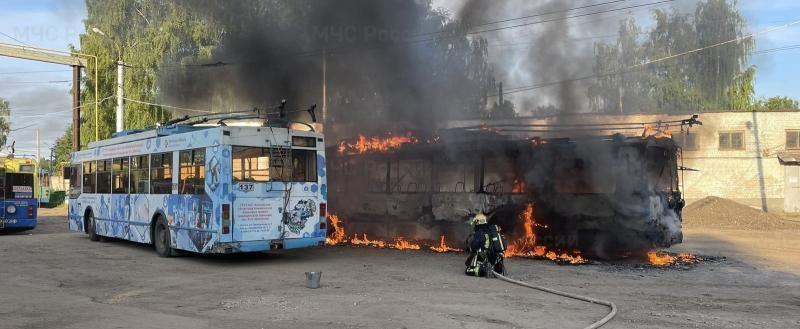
{"left": 491, "top": 270, "right": 618, "bottom": 329}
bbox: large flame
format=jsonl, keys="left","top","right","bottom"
{"left": 506, "top": 203, "right": 586, "bottom": 264}
{"left": 338, "top": 134, "right": 418, "bottom": 154}
{"left": 326, "top": 214, "right": 346, "bottom": 245}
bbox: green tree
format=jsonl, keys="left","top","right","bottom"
{"left": 589, "top": 0, "right": 754, "bottom": 113}
{"left": 755, "top": 96, "right": 800, "bottom": 111}
{"left": 52, "top": 126, "right": 74, "bottom": 176}
{"left": 73, "top": 0, "right": 219, "bottom": 148}
{"left": 0, "top": 98, "right": 9, "bottom": 147}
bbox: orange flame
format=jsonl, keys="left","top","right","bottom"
{"left": 642, "top": 125, "right": 673, "bottom": 139}
{"left": 648, "top": 251, "right": 698, "bottom": 266}
{"left": 506, "top": 203, "right": 586, "bottom": 264}
{"left": 647, "top": 251, "right": 677, "bottom": 266}
{"left": 351, "top": 234, "right": 386, "bottom": 248}
{"left": 325, "top": 214, "right": 346, "bottom": 245}
{"left": 338, "top": 134, "right": 418, "bottom": 154}
{"left": 430, "top": 235, "right": 463, "bottom": 253}
{"left": 512, "top": 179, "right": 526, "bottom": 193}
{"left": 391, "top": 238, "right": 421, "bottom": 250}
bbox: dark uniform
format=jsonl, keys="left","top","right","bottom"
{"left": 465, "top": 221, "right": 507, "bottom": 277}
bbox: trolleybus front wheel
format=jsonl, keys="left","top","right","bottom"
{"left": 153, "top": 217, "right": 175, "bottom": 257}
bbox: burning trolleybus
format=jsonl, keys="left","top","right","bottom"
{"left": 65, "top": 121, "right": 327, "bottom": 256}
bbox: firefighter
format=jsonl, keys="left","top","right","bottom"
{"left": 465, "top": 212, "right": 507, "bottom": 277}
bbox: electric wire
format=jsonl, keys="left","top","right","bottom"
{"left": 496, "top": 20, "right": 800, "bottom": 96}
{"left": 0, "top": 69, "right": 73, "bottom": 75}
{"left": 466, "top": 0, "right": 673, "bottom": 35}
{"left": 130, "top": 0, "right": 674, "bottom": 71}
{"left": 0, "top": 31, "right": 32, "bottom": 47}
{"left": 121, "top": 97, "right": 215, "bottom": 114}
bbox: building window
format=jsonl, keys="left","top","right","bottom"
{"left": 719, "top": 131, "right": 744, "bottom": 150}
{"left": 96, "top": 160, "right": 112, "bottom": 194}
{"left": 112, "top": 158, "right": 129, "bottom": 194}
{"left": 673, "top": 132, "right": 698, "bottom": 150}
{"left": 150, "top": 152, "right": 173, "bottom": 194}
{"left": 787, "top": 131, "right": 800, "bottom": 149}
{"left": 83, "top": 161, "right": 95, "bottom": 193}
{"left": 179, "top": 149, "right": 205, "bottom": 195}
{"left": 131, "top": 155, "right": 149, "bottom": 194}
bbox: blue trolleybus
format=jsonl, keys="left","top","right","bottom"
{"left": 66, "top": 122, "right": 328, "bottom": 256}
{"left": 0, "top": 157, "right": 38, "bottom": 232}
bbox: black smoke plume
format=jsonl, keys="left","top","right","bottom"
{"left": 159, "top": 0, "right": 496, "bottom": 139}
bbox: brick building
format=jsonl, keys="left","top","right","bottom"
{"left": 446, "top": 111, "right": 800, "bottom": 214}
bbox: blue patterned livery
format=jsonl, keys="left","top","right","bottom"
{"left": 66, "top": 124, "right": 327, "bottom": 256}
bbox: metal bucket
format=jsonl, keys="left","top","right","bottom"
{"left": 305, "top": 271, "right": 322, "bottom": 289}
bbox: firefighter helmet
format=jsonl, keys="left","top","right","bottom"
{"left": 472, "top": 212, "right": 488, "bottom": 226}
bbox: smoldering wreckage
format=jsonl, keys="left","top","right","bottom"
{"left": 326, "top": 115, "right": 702, "bottom": 264}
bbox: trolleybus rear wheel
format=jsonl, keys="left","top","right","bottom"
{"left": 154, "top": 217, "right": 174, "bottom": 257}
{"left": 87, "top": 210, "right": 100, "bottom": 242}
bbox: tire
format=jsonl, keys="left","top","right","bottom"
{"left": 153, "top": 217, "right": 174, "bottom": 257}
{"left": 87, "top": 210, "right": 100, "bottom": 242}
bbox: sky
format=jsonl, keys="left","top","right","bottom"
{"left": 0, "top": 0, "right": 799, "bottom": 155}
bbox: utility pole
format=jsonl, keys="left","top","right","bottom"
{"left": 116, "top": 60, "right": 124, "bottom": 133}
{"left": 498, "top": 82, "right": 504, "bottom": 106}
{"left": 35, "top": 128, "right": 40, "bottom": 206}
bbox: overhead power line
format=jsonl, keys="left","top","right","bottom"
{"left": 0, "top": 31, "right": 32, "bottom": 47}
{"left": 138, "top": 0, "right": 674, "bottom": 71}
{"left": 0, "top": 69, "right": 73, "bottom": 75}
{"left": 0, "top": 80, "right": 70, "bottom": 85}
{"left": 412, "top": 0, "right": 631, "bottom": 37}
{"left": 496, "top": 19, "right": 800, "bottom": 96}
{"left": 466, "top": 0, "right": 674, "bottom": 35}
{"left": 122, "top": 97, "right": 215, "bottom": 114}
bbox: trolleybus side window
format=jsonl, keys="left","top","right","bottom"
{"left": 131, "top": 155, "right": 149, "bottom": 194}
{"left": 179, "top": 149, "right": 205, "bottom": 195}
{"left": 150, "top": 152, "right": 172, "bottom": 194}
{"left": 292, "top": 149, "right": 317, "bottom": 183}
{"left": 68, "top": 165, "right": 81, "bottom": 198}
{"left": 96, "top": 159, "right": 112, "bottom": 194}
{"left": 83, "top": 161, "right": 96, "bottom": 193}
{"left": 112, "top": 157, "right": 129, "bottom": 194}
